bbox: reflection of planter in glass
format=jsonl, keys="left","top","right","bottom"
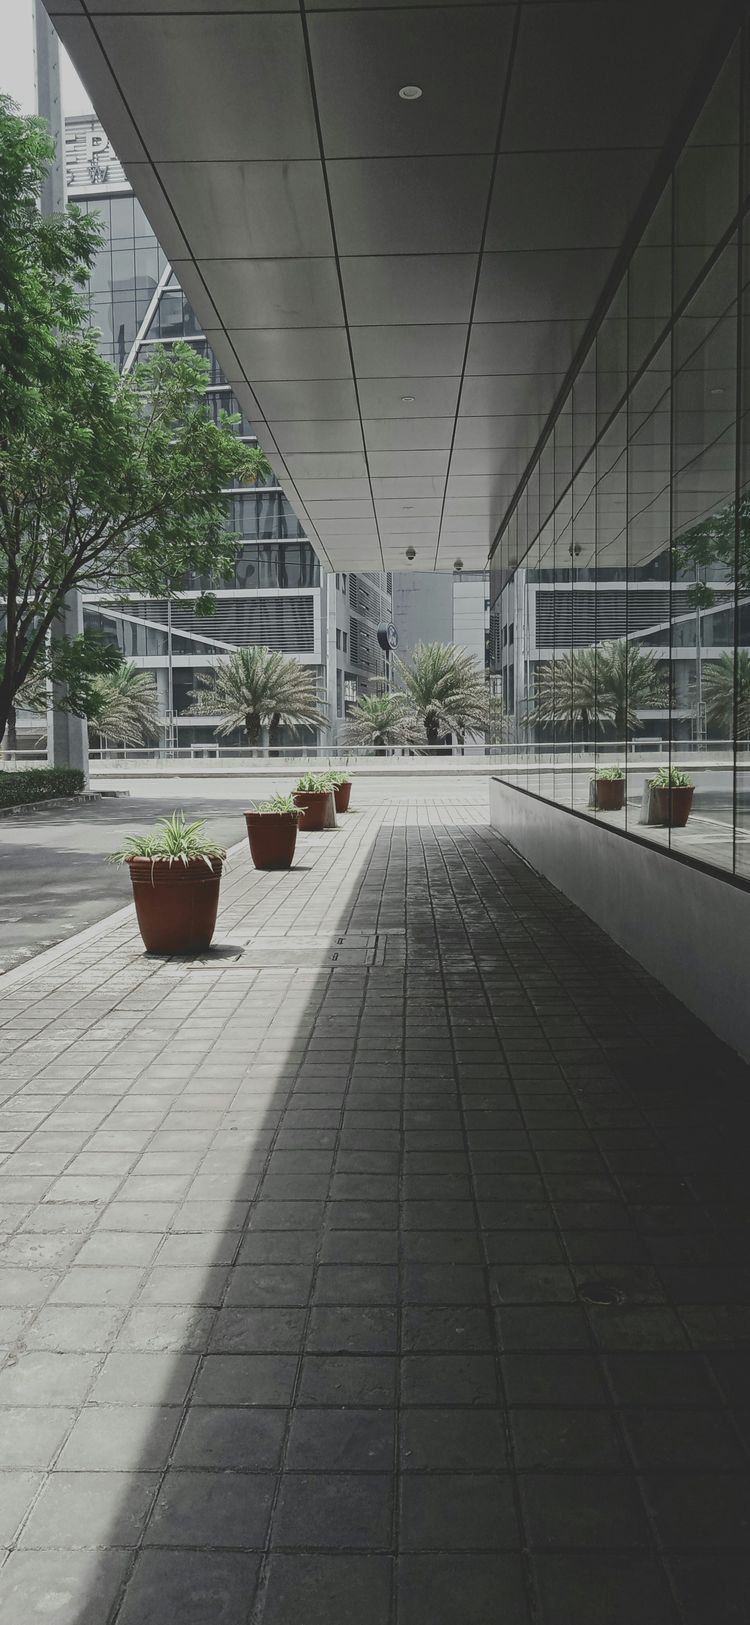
{"left": 653, "top": 785, "right": 694, "bottom": 827}
{"left": 127, "top": 857, "right": 222, "bottom": 953}
{"left": 594, "top": 777, "right": 625, "bottom": 812}
{"left": 245, "top": 811, "right": 298, "bottom": 870}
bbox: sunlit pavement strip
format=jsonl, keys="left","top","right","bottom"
{"left": 0, "top": 778, "right": 749, "bottom": 1625}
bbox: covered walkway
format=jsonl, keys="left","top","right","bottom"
{"left": 0, "top": 780, "right": 748, "bottom": 1625}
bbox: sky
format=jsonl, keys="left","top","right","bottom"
{"left": 0, "top": 0, "right": 92, "bottom": 117}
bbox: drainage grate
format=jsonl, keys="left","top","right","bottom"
{"left": 181, "top": 931, "right": 394, "bottom": 969}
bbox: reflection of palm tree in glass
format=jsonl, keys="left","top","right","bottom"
{"left": 533, "top": 640, "right": 667, "bottom": 737}
{"left": 704, "top": 651, "right": 750, "bottom": 741}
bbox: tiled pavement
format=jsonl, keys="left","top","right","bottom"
{"left": 0, "top": 778, "right": 749, "bottom": 1625}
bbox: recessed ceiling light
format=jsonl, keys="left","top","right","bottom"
{"left": 398, "top": 85, "right": 422, "bottom": 101}
{"left": 710, "top": 386, "right": 725, "bottom": 396}
{"left": 400, "top": 394, "right": 416, "bottom": 402}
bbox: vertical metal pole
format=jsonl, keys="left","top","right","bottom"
{"left": 166, "top": 593, "right": 174, "bottom": 754}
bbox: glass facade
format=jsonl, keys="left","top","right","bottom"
{"left": 489, "top": 30, "right": 750, "bottom": 886}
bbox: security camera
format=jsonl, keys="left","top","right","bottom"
{"left": 453, "top": 558, "right": 464, "bottom": 573}
{"left": 405, "top": 546, "right": 416, "bottom": 561}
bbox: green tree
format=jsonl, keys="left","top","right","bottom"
{"left": 675, "top": 497, "right": 749, "bottom": 606}
{"left": 341, "top": 691, "right": 418, "bottom": 750}
{"left": 0, "top": 96, "right": 269, "bottom": 746}
{"left": 704, "top": 650, "right": 750, "bottom": 741}
{"left": 86, "top": 661, "right": 161, "bottom": 747}
{"left": 189, "top": 647, "right": 326, "bottom": 749}
{"left": 533, "top": 640, "right": 666, "bottom": 737}
{"left": 396, "top": 642, "right": 490, "bottom": 747}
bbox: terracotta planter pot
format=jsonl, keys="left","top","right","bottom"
{"left": 245, "top": 810, "right": 298, "bottom": 870}
{"left": 293, "top": 790, "right": 330, "bottom": 831}
{"left": 334, "top": 780, "right": 352, "bottom": 813}
{"left": 594, "top": 778, "right": 625, "bottom": 811}
{"left": 653, "top": 785, "right": 694, "bottom": 827}
{"left": 126, "top": 856, "right": 222, "bottom": 953}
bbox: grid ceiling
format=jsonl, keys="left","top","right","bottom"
{"left": 47, "top": 0, "right": 724, "bottom": 573}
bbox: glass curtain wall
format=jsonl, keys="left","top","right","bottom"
{"left": 490, "top": 27, "right": 750, "bottom": 884}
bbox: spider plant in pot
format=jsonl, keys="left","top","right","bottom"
{"left": 592, "top": 764, "right": 626, "bottom": 812}
{"left": 326, "top": 769, "right": 354, "bottom": 814}
{"left": 110, "top": 813, "right": 225, "bottom": 954}
{"left": 651, "top": 765, "right": 694, "bottom": 827}
{"left": 245, "top": 793, "right": 300, "bottom": 870}
{"left": 293, "top": 772, "right": 334, "bottom": 831}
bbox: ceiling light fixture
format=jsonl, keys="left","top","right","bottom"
{"left": 710, "top": 386, "right": 726, "bottom": 396}
{"left": 400, "top": 394, "right": 416, "bottom": 402}
{"left": 398, "top": 85, "right": 422, "bottom": 100}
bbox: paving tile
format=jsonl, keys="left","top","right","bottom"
{"left": 531, "top": 1554, "right": 677, "bottom": 1625}
{"left": 396, "top": 1554, "right": 529, "bottom": 1625}
{"left": 172, "top": 1407, "right": 287, "bottom": 1470}
{"left": 399, "top": 1408, "right": 508, "bottom": 1471}
{"left": 271, "top": 1472, "right": 392, "bottom": 1548}
{"left": 400, "top": 1473, "right": 518, "bottom": 1550}
{"left": 256, "top": 1553, "right": 392, "bottom": 1625}
{"left": 286, "top": 1408, "right": 395, "bottom": 1471}
{"left": 117, "top": 1549, "right": 260, "bottom": 1625}
{"left": 145, "top": 1469, "right": 276, "bottom": 1548}
{"left": 0, "top": 1549, "right": 130, "bottom": 1625}
{"left": 18, "top": 1470, "right": 157, "bottom": 1549}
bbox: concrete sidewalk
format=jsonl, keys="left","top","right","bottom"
{"left": 0, "top": 778, "right": 748, "bottom": 1625}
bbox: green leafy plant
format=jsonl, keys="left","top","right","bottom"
{"left": 593, "top": 765, "right": 625, "bottom": 781}
{"left": 652, "top": 765, "right": 694, "bottom": 789}
{"left": 110, "top": 813, "right": 225, "bottom": 867}
{"left": 324, "top": 770, "right": 352, "bottom": 787}
{"left": 0, "top": 96, "right": 269, "bottom": 747}
{"left": 704, "top": 650, "right": 750, "bottom": 741}
{"left": 0, "top": 767, "right": 84, "bottom": 809}
{"left": 341, "top": 691, "right": 418, "bottom": 749}
{"left": 294, "top": 772, "right": 331, "bottom": 793}
{"left": 189, "top": 647, "right": 326, "bottom": 749}
{"left": 252, "top": 794, "right": 300, "bottom": 815}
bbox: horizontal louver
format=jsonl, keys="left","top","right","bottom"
{"left": 535, "top": 590, "right": 695, "bottom": 647}
{"left": 131, "top": 597, "right": 315, "bottom": 653}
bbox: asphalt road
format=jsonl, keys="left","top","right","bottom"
{"left": 0, "top": 789, "right": 253, "bottom": 975}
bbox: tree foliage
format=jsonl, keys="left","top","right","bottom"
{"left": 675, "top": 498, "right": 749, "bottom": 606}
{"left": 341, "top": 691, "right": 418, "bottom": 749}
{"left": 532, "top": 639, "right": 667, "bottom": 736}
{"left": 86, "top": 661, "right": 161, "bottom": 746}
{"left": 189, "top": 647, "right": 326, "bottom": 748}
{"left": 395, "top": 642, "right": 490, "bottom": 746}
{"left": 704, "top": 650, "right": 750, "bottom": 741}
{"left": 0, "top": 96, "right": 269, "bottom": 745}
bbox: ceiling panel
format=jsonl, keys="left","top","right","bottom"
{"left": 199, "top": 258, "right": 343, "bottom": 328}
{"left": 475, "top": 250, "right": 616, "bottom": 322}
{"left": 465, "top": 321, "right": 587, "bottom": 376}
{"left": 95, "top": 14, "right": 318, "bottom": 160}
{"left": 350, "top": 325, "right": 468, "bottom": 378}
{"left": 340, "top": 256, "right": 477, "bottom": 327}
{"left": 225, "top": 328, "right": 352, "bottom": 381}
{"left": 252, "top": 380, "right": 358, "bottom": 421}
{"left": 358, "top": 378, "right": 462, "bottom": 419}
{"left": 486, "top": 149, "right": 657, "bottom": 251}
{"left": 307, "top": 7, "right": 516, "bottom": 158}
{"left": 270, "top": 421, "right": 364, "bottom": 454}
{"left": 363, "top": 418, "right": 455, "bottom": 451}
{"left": 159, "top": 162, "right": 333, "bottom": 258}
{"left": 328, "top": 157, "right": 493, "bottom": 255}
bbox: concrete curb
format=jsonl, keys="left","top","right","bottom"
{"left": 0, "top": 793, "right": 102, "bottom": 819}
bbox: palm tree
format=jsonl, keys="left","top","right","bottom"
{"left": 87, "top": 662, "right": 161, "bottom": 746}
{"left": 704, "top": 650, "right": 750, "bottom": 741}
{"left": 341, "top": 691, "right": 418, "bottom": 750}
{"left": 396, "top": 642, "right": 490, "bottom": 747}
{"left": 533, "top": 640, "right": 667, "bottom": 737}
{"left": 189, "top": 646, "right": 326, "bottom": 748}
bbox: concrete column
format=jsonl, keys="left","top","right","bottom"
{"left": 47, "top": 594, "right": 90, "bottom": 778}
